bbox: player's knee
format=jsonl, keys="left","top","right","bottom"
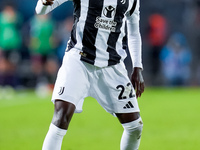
{"left": 122, "top": 117, "right": 143, "bottom": 139}
{"left": 52, "top": 100, "right": 75, "bottom": 129}
{"left": 52, "top": 111, "right": 69, "bottom": 129}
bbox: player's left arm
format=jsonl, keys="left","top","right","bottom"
{"left": 126, "top": 0, "right": 144, "bottom": 98}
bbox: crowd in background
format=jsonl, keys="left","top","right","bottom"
{"left": 0, "top": 0, "right": 199, "bottom": 92}
{"left": 140, "top": 0, "right": 200, "bottom": 87}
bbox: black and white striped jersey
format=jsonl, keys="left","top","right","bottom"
{"left": 36, "top": 0, "right": 143, "bottom": 68}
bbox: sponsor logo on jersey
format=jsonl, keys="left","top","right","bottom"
{"left": 103, "top": 6, "right": 116, "bottom": 18}
{"left": 94, "top": 5, "right": 117, "bottom": 32}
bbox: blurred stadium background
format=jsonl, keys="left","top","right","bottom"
{"left": 0, "top": 0, "right": 200, "bottom": 150}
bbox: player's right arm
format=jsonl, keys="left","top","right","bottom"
{"left": 35, "top": 0, "right": 68, "bottom": 15}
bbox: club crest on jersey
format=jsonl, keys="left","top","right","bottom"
{"left": 120, "top": 0, "right": 126, "bottom": 4}
{"left": 103, "top": 6, "right": 116, "bottom": 18}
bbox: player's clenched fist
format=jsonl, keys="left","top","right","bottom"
{"left": 42, "top": 0, "right": 54, "bottom": 6}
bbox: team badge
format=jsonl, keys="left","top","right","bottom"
{"left": 58, "top": 87, "right": 65, "bottom": 95}
{"left": 120, "top": 0, "right": 126, "bottom": 4}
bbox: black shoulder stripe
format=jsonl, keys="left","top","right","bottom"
{"left": 130, "top": 0, "right": 137, "bottom": 16}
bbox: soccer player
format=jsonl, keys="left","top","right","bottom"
{"left": 35, "top": 0, "right": 145, "bottom": 149}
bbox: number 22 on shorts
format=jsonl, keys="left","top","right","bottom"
{"left": 116, "top": 82, "right": 135, "bottom": 100}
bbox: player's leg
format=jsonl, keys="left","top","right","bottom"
{"left": 52, "top": 100, "right": 75, "bottom": 129}
{"left": 92, "top": 62, "right": 143, "bottom": 150}
{"left": 116, "top": 112, "right": 143, "bottom": 150}
{"left": 42, "top": 100, "right": 75, "bottom": 150}
{"left": 42, "top": 49, "right": 90, "bottom": 150}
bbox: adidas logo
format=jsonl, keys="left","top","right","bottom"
{"left": 123, "top": 101, "right": 134, "bottom": 109}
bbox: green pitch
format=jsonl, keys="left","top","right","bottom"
{"left": 0, "top": 87, "right": 199, "bottom": 150}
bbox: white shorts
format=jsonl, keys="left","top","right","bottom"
{"left": 52, "top": 48, "right": 140, "bottom": 114}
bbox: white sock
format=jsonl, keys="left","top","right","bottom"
{"left": 42, "top": 123, "right": 67, "bottom": 150}
{"left": 120, "top": 117, "right": 143, "bottom": 150}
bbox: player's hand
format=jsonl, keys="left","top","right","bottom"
{"left": 131, "top": 67, "right": 145, "bottom": 98}
{"left": 42, "top": 0, "right": 54, "bottom": 6}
